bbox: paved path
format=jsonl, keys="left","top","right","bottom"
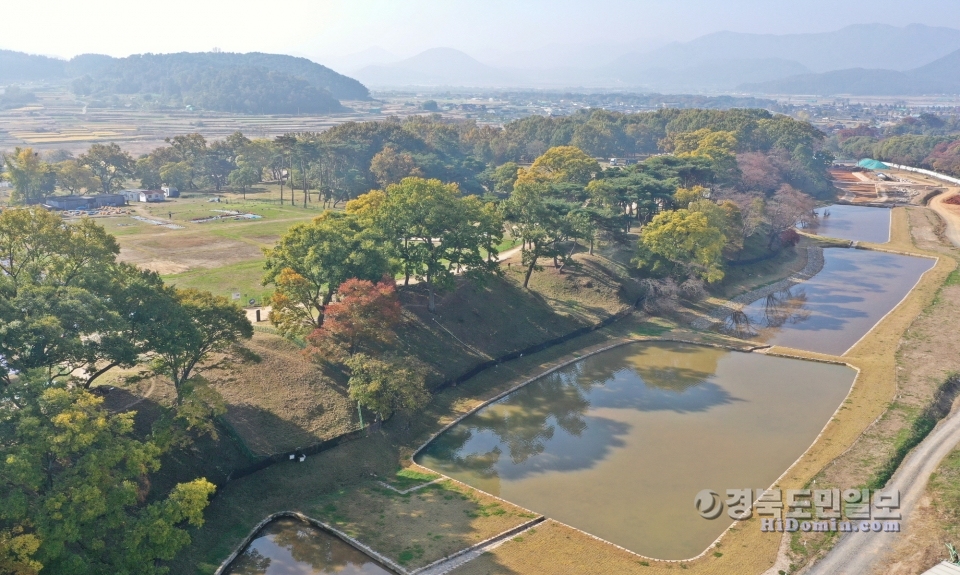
{"left": 804, "top": 401, "right": 960, "bottom": 575}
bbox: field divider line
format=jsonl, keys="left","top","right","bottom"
{"left": 375, "top": 478, "right": 444, "bottom": 495}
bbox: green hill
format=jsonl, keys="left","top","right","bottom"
{"left": 0, "top": 49, "right": 370, "bottom": 114}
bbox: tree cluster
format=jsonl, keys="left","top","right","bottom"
{"left": 0, "top": 208, "right": 253, "bottom": 573}
{"left": 831, "top": 114, "right": 960, "bottom": 177}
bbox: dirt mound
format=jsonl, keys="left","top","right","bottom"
{"left": 944, "top": 194, "right": 960, "bottom": 206}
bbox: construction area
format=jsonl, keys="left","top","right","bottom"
{"left": 831, "top": 164, "right": 943, "bottom": 206}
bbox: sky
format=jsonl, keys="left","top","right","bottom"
{"left": 4, "top": 0, "right": 960, "bottom": 67}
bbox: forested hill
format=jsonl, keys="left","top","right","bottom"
{"left": 0, "top": 50, "right": 370, "bottom": 114}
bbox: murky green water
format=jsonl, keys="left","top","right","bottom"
{"left": 226, "top": 518, "right": 393, "bottom": 575}
{"left": 811, "top": 204, "right": 891, "bottom": 244}
{"left": 731, "top": 248, "right": 934, "bottom": 355}
{"left": 415, "top": 342, "right": 856, "bottom": 560}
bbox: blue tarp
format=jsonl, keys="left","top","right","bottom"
{"left": 858, "top": 158, "right": 889, "bottom": 170}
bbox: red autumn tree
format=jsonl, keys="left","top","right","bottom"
{"left": 306, "top": 275, "right": 402, "bottom": 362}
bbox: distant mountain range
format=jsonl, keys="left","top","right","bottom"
{"left": 3, "top": 22, "right": 960, "bottom": 105}
{"left": 352, "top": 24, "right": 960, "bottom": 94}
{"left": 742, "top": 47, "right": 960, "bottom": 95}
{"left": 0, "top": 50, "right": 369, "bottom": 114}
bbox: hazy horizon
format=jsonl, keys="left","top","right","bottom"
{"left": 5, "top": 0, "right": 960, "bottom": 71}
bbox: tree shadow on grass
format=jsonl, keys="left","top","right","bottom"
{"left": 99, "top": 386, "right": 256, "bottom": 500}
{"left": 223, "top": 402, "right": 351, "bottom": 457}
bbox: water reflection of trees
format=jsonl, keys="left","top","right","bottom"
{"left": 229, "top": 520, "right": 386, "bottom": 574}
{"left": 433, "top": 372, "right": 595, "bottom": 467}
{"left": 422, "top": 344, "right": 736, "bottom": 481}
{"left": 230, "top": 547, "right": 271, "bottom": 575}
{"left": 761, "top": 288, "right": 810, "bottom": 328}
{"left": 721, "top": 287, "right": 811, "bottom": 338}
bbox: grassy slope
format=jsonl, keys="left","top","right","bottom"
{"left": 163, "top": 247, "right": 645, "bottom": 573}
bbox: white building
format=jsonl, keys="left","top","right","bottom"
{"left": 139, "top": 190, "right": 165, "bottom": 203}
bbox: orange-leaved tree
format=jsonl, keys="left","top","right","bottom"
{"left": 306, "top": 276, "right": 428, "bottom": 422}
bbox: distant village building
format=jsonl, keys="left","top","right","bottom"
{"left": 44, "top": 194, "right": 127, "bottom": 210}
{"left": 161, "top": 186, "right": 180, "bottom": 198}
{"left": 139, "top": 190, "right": 165, "bottom": 203}
{"left": 120, "top": 189, "right": 145, "bottom": 202}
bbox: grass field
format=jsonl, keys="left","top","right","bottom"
{"left": 103, "top": 185, "right": 327, "bottom": 297}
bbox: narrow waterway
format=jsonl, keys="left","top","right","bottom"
{"left": 415, "top": 342, "right": 856, "bottom": 560}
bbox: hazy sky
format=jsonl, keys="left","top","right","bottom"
{"left": 5, "top": 0, "right": 960, "bottom": 65}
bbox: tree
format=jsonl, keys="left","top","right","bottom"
{"left": 721, "top": 192, "right": 766, "bottom": 256}
{"left": 228, "top": 165, "right": 259, "bottom": 198}
{"left": 236, "top": 139, "right": 274, "bottom": 183}
{"left": 78, "top": 143, "right": 134, "bottom": 194}
{"left": 55, "top": 160, "right": 98, "bottom": 195}
{"left": 765, "top": 184, "right": 814, "bottom": 250}
{"left": 0, "top": 376, "right": 215, "bottom": 575}
{"left": 264, "top": 211, "right": 391, "bottom": 336}
{"left": 0, "top": 209, "right": 125, "bottom": 386}
{"left": 151, "top": 289, "right": 253, "bottom": 404}
{"left": 3, "top": 148, "right": 47, "bottom": 205}
{"left": 306, "top": 277, "right": 402, "bottom": 362}
{"left": 199, "top": 150, "right": 234, "bottom": 192}
{"left": 370, "top": 145, "right": 418, "bottom": 187}
{"left": 344, "top": 354, "right": 429, "bottom": 422}
{"left": 503, "top": 182, "right": 568, "bottom": 288}
{"left": 516, "top": 145, "right": 598, "bottom": 186}
{"left": 638, "top": 209, "right": 726, "bottom": 283}
{"left": 372, "top": 177, "right": 503, "bottom": 312}
{"left": 489, "top": 162, "right": 520, "bottom": 194}
{"left": 159, "top": 162, "right": 193, "bottom": 192}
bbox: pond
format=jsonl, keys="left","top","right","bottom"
{"left": 810, "top": 204, "right": 890, "bottom": 243}
{"left": 729, "top": 248, "right": 934, "bottom": 355}
{"left": 225, "top": 518, "right": 394, "bottom": 575}
{"left": 415, "top": 342, "right": 856, "bottom": 560}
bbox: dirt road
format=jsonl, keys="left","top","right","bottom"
{"left": 805, "top": 400, "right": 960, "bottom": 574}
{"left": 802, "top": 190, "right": 960, "bottom": 574}
{"left": 929, "top": 189, "right": 960, "bottom": 248}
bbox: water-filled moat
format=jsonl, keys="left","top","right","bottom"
{"left": 416, "top": 342, "right": 856, "bottom": 559}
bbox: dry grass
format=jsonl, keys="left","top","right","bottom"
{"left": 450, "top": 519, "right": 699, "bottom": 575}
{"left": 880, "top": 444, "right": 960, "bottom": 574}
{"left": 200, "top": 334, "right": 359, "bottom": 455}
{"left": 307, "top": 479, "right": 538, "bottom": 570}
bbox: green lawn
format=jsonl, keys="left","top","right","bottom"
{"left": 162, "top": 259, "right": 273, "bottom": 304}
